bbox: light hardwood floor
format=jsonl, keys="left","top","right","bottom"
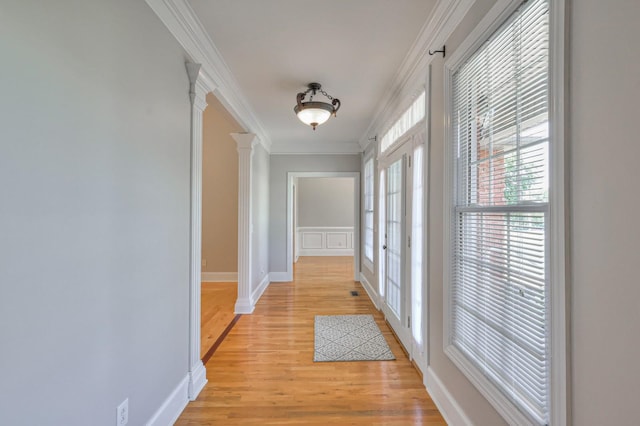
{"left": 179, "top": 257, "right": 446, "bottom": 425}
{"left": 200, "top": 282, "right": 237, "bottom": 359}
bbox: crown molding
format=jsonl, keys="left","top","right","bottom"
{"left": 270, "top": 140, "right": 363, "bottom": 155}
{"left": 145, "top": 0, "right": 272, "bottom": 153}
{"left": 358, "top": 0, "right": 476, "bottom": 151}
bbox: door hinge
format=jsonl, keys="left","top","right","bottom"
{"left": 408, "top": 155, "right": 412, "bottom": 168}
{"left": 408, "top": 316, "right": 411, "bottom": 328}
{"left": 408, "top": 235, "right": 411, "bottom": 248}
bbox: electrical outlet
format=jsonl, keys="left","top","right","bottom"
{"left": 202, "top": 258, "right": 207, "bottom": 267}
{"left": 116, "top": 398, "right": 128, "bottom": 426}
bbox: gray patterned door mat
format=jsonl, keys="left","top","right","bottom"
{"left": 314, "top": 314, "right": 396, "bottom": 362}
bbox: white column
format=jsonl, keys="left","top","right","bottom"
{"left": 231, "top": 133, "right": 258, "bottom": 314}
{"left": 186, "top": 62, "right": 209, "bottom": 400}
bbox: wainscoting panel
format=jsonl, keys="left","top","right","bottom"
{"left": 301, "top": 232, "right": 323, "bottom": 250}
{"left": 297, "top": 227, "right": 354, "bottom": 256}
{"left": 326, "top": 232, "right": 348, "bottom": 249}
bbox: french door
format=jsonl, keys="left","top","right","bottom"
{"left": 380, "top": 134, "right": 426, "bottom": 364}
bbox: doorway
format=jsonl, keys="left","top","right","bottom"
{"left": 286, "top": 172, "right": 360, "bottom": 282}
{"left": 199, "top": 94, "right": 243, "bottom": 359}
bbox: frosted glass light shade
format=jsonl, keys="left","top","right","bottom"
{"left": 294, "top": 101, "right": 333, "bottom": 129}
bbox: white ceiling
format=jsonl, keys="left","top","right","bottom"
{"left": 188, "top": 0, "right": 438, "bottom": 153}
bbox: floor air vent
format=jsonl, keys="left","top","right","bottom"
{"left": 350, "top": 291, "right": 359, "bottom": 296}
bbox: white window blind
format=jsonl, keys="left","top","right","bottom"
{"left": 364, "top": 158, "right": 374, "bottom": 263}
{"left": 381, "top": 91, "right": 425, "bottom": 153}
{"left": 450, "top": 0, "right": 550, "bottom": 424}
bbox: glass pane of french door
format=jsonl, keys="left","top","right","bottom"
{"left": 386, "top": 159, "right": 403, "bottom": 319}
{"left": 411, "top": 143, "right": 425, "bottom": 351}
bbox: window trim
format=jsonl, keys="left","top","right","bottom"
{"left": 380, "top": 91, "right": 426, "bottom": 155}
{"left": 442, "top": 0, "right": 568, "bottom": 424}
{"left": 363, "top": 155, "right": 375, "bottom": 270}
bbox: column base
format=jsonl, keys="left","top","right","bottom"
{"left": 234, "top": 297, "right": 255, "bottom": 314}
{"left": 188, "top": 361, "right": 207, "bottom": 401}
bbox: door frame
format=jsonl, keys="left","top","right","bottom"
{"left": 286, "top": 172, "right": 360, "bottom": 281}
{"left": 378, "top": 127, "right": 429, "bottom": 367}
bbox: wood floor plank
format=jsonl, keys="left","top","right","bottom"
{"left": 200, "top": 282, "right": 237, "bottom": 359}
{"left": 180, "top": 257, "right": 446, "bottom": 425}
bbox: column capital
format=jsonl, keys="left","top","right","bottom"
{"left": 231, "top": 132, "right": 259, "bottom": 152}
{"left": 186, "top": 62, "right": 208, "bottom": 112}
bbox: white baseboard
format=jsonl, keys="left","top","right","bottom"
{"left": 146, "top": 374, "right": 189, "bottom": 426}
{"left": 359, "top": 272, "right": 379, "bottom": 310}
{"left": 188, "top": 361, "right": 207, "bottom": 401}
{"left": 424, "top": 367, "right": 472, "bottom": 426}
{"left": 298, "top": 249, "right": 354, "bottom": 256}
{"left": 201, "top": 272, "right": 238, "bottom": 282}
{"left": 269, "top": 271, "right": 292, "bottom": 282}
{"left": 251, "top": 273, "right": 270, "bottom": 306}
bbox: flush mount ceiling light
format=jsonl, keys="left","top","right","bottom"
{"left": 294, "top": 82, "right": 341, "bottom": 130}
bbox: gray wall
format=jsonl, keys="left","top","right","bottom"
{"left": 428, "top": 0, "right": 508, "bottom": 424}
{"left": 297, "top": 177, "right": 354, "bottom": 227}
{"left": 570, "top": 1, "right": 640, "bottom": 423}
{"left": 0, "top": 1, "right": 191, "bottom": 424}
{"left": 269, "top": 155, "right": 361, "bottom": 273}
{"left": 252, "top": 144, "right": 270, "bottom": 290}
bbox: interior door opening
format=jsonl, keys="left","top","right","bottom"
{"left": 286, "top": 172, "right": 360, "bottom": 282}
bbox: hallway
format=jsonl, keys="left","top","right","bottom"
{"left": 176, "top": 257, "right": 445, "bottom": 425}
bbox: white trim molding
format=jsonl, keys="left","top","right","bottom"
{"left": 362, "top": 151, "right": 376, "bottom": 272}
{"left": 145, "top": 375, "right": 189, "bottom": 426}
{"left": 186, "top": 62, "right": 211, "bottom": 401}
{"left": 270, "top": 140, "right": 363, "bottom": 155}
{"left": 297, "top": 248, "right": 354, "bottom": 257}
{"left": 359, "top": 272, "right": 379, "bottom": 310}
{"left": 201, "top": 272, "right": 238, "bottom": 282}
{"left": 548, "top": 0, "right": 570, "bottom": 423}
{"left": 424, "top": 367, "right": 472, "bottom": 426}
{"left": 232, "top": 133, "right": 258, "bottom": 314}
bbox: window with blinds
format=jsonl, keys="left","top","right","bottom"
{"left": 449, "top": 0, "right": 550, "bottom": 424}
{"left": 363, "top": 158, "right": 374, "bottom": 263}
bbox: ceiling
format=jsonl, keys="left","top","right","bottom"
{"left": 187, "top": 0, "right": 438, "bottom": 153}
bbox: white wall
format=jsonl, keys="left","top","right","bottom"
{"left": 0, "top": 1, "right": 191, "bottom": 424}
{"left": 570, "top": 1, "right": 640, "bottom": 423}
{"left": 269, "top": 155, "right": 361, "bottom": 273}
{"left": 297, "top": 177, "right": 354, "bottom": 227}
{"left": 251, "top": 144, "right": 270, "bottom": 291}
